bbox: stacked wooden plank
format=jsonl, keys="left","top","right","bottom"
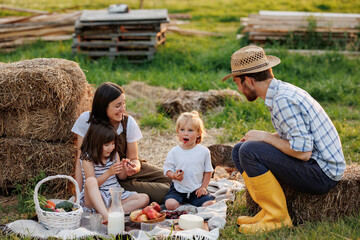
{"left": 241, "top": 11, "right": 360, "bottom": 44}
{"left": 72, "top": 9, "right": 169, "bottom": 62}
{"left": 0, "top": 11, "right": 81, "bottom": 52}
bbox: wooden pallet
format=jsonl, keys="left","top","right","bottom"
{"left": 72, "top": 28, "right": 166, "bottom": 61}
{"left": 72, "top": 9, "right": 169, "bottom": 61}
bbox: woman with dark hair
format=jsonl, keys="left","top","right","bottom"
{"left": 72, "top": 82, "right": 171, "bottom": 204}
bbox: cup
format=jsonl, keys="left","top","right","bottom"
{"left": 89, "top": 213, "right": 102, "bottom": 232}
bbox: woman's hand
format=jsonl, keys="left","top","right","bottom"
{"left": 195, "top": 186, "right": 208, "bottom": 197}
{"left": 172, "top": 169, "right": 184, "bottom": 181}
{"left": 122, "top": 158, "right": 139, "bottom": 176}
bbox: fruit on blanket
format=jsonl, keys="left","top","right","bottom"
{"left": 142, "top": 205, "right": 154, "bottom": 215}
{"left": 150, "top": 202, "right": 161, "bottom": 212}
{"left": 129, "top": 209, "right": 143, "bottom": 221}
{"left": 145, "top": 208, "right": 160, "bottom": 220}
{"left": 136, "top": 214, "right": 148, "bottom": 222}
{"left": 164, "top": 210, "right": 188, "bottom": 219}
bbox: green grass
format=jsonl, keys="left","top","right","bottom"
{"left": 1, "top": 0, "right": 360, "bottom": 239}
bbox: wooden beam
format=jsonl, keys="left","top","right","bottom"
{"left": 0, "top": 5, "right": 49, "bottom": 14}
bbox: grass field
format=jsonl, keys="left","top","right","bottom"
{"left": 0, "top": 0, "right": 359, "bottom": 239}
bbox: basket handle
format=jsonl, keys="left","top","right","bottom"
{"left": 33, "top": 175, "right": 81, "bottom": 210}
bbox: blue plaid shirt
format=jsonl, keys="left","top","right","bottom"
{"left": 265, "top": 78, "right": 346, "bottom": 181}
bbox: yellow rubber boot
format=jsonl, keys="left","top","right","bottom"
{"left": 237, "top": 172, "right": 265, "bottom": 225}
{"left": 239, "top": 171, "right": 293, "bottom": 234}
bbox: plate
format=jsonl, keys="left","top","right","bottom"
{"left": 131, "top": 212, "right": 166, "bottom": 223}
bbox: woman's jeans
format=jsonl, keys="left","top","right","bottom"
{"left": 232, "top": 141, "right": 337, "bottom": 194}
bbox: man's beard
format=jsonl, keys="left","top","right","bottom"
{"left": 244, "top": 87, "right": 258, "bottom": 102}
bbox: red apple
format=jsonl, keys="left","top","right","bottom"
{"left": 129, "top": 209, "right": 143, "bottom": 221}
{"left": 150, "top": 202, "right": 161, "bottom": 212}
{"left": 145, "top": 208, "right": 159, "bottom": 220}
{"left": 156, "top": 211, "right": 163, "bottom": 218}
{"left": 136, "top": 214, "right": 148, "bottom": 222}
{"left": 142, "top": 205, "right": 154, "bottom": 215}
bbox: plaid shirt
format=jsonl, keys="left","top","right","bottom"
{"left": 265, "top": 78, "right": 345, "bottom": 181}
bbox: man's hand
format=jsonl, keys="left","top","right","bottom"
{"left": 173, "top": 169, "right": 184, "bottom": 181}
{"left": 242, "top": 130, "right": 270, "bottom": 142}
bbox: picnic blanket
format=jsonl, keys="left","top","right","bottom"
{"left": 4, "top": 179, "right": 244, "bottom": 239}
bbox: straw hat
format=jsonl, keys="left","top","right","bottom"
{"left": 222, "top": 45, "right": 281, "bottom": 81}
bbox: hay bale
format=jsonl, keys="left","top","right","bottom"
{"left": 245, "top": 165, "right": 360, "bottom": 224}
{"left": 0, "top": 59, "right": 94, "bottom": 141}
{"left": 123, "top": 81, "right": 172, "bottom": 100}
{"left": 0, "top": 137, "right": 76, "bottom": 189}
{"left": 0, "top": 58, "right": 88, "bottom": 113}
{"left": 0, "top": 114, "right": 3, "bottom": 137}
{"left": 0, "top": 84, "right": 93, "bottom": 142}
{"left": 158, "top": 89, "right": 244, "bottom": 118}
{"left": 208, "top": 144, "right": 237, "bottom": 177}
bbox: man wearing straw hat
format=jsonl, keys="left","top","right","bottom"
{"left": 223, "top": 45, "right": 346, "bottom": 234}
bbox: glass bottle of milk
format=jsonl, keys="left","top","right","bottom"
{"left": 108, "top": 187, "right": 125, "bottom": 236}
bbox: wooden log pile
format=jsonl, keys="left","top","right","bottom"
{"left": 241, "top": 11, "right": 360, "bottom": 46}
{"left": 72, "top": 9, "right": 169, "bottom": 62}
{"left": 0, "top": 10, "right": 81, "bottom": 52}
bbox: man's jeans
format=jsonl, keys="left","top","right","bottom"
{"left": 232, "top": 141, "right": 337, "bottom": 194}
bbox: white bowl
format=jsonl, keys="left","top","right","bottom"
{"left": 178, "top": 214, "right": 204, "bottom": 230}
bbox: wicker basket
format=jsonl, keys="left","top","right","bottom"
{"left": 34, "top": 175, "right": 83, "bottom": 230}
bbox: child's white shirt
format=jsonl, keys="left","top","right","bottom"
{"left": 163, "top": 144, "right": 213, "bottom": 193}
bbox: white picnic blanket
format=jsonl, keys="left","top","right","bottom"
{"left": 5, "top": 179, "right": 244, "bottom": 240}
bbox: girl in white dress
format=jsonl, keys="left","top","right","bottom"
{"left": 80, "top": 123, "right": 149, "bottom": 222}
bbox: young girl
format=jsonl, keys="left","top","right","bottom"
{"left": 163, "top": 111, "right": 215, "bottom": 210}
{"left": 80, "top": 123, "right": 149, "bottom": 222}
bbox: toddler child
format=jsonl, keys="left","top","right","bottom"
{"left": 163, "top": 111, "right": 215, "bottom": 210}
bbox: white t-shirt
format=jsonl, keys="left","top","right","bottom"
{"left": 71, "top": 111, "right": 143, "bottom": 143}
{"left": 163, "top": 144, "right": 213, "bottom": 193}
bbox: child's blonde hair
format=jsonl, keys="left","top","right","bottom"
{"left": 176, "top": 110, "right": 206, "bottom": 144}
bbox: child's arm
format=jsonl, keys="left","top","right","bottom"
{"left": 166, "top": 169, "right": 184, "bottom": 181}
{"left": 195, "top": 172, "right": 212, "bottom": 197}
{"left": 116, "top": 154, "right": 128, "bottom": 180}
{"left": 83, "top": 158, "right": 122, "bottom": 187}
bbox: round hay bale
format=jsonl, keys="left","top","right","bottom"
{"left": 1, "top": 83, "right": 93, "bottom": 142}
{"left": 245, "top": 164, "right": 360, "bottom": 224}
{"left": 0, "top": 58, "right": 88, "bottom": 113}
{"left": 123, "top": 81, "right": 172, "bottom": 100}
{"left": 0, "top": 137, "right": 76, "bottom": 191}
{"left": 158, "top": 89, "right": 244, "bottom": 119}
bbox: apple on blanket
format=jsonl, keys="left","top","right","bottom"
{"left": 130, "top": 202, "right": 163, "bottom": 222}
